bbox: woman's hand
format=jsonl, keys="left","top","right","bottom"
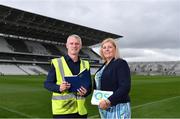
{"left": 99, "top": 99, "right": 111, "bottom": 110}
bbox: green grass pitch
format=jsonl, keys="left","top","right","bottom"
{"left": 0, "top": 75, "right": 180, "bottom": 118}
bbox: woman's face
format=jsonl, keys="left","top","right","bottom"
{"left": 102, "top": 42, "right": 116, "bottom": 60}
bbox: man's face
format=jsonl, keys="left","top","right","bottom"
{"left": 66, "top": 37, "right": 81, "bottom": 56}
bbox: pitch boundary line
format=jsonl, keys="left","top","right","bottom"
{"left": 0, "top": 105, "right": 32, "bottom": 118}
{"left": 132, "top": 95, "right": 180, "bottom": 109}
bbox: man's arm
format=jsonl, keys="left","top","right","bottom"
{"left": 44, "top": 65, "right": 60, "bottom": 93}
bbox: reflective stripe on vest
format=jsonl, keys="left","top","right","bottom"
{"left": 77, "top": 96, "right": 85, "bottom": 99}
{"left": 52, "top": 94, "right": 76, "bottom": 100}
{"left": 57, "top": 58, "right": 65, "bottom": 81}
{"left": 52, "top": 93, "right": 85, "bottom": 100}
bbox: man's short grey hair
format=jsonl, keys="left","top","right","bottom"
{"left": 67, "top": 34, "right": 82, "bottom": 45}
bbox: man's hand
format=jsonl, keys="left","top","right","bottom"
{"left": 59, "top": 81, "right": 71, "bottom": 92}
{"left": 77, "top": 86, "right": 87, "bottom": 96}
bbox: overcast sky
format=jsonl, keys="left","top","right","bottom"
{"left": 0, "top": 0, "right": 180, "bottom": 62}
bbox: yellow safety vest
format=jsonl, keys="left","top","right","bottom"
{"left": 51, "top": 56, "right": 90, "bottom": 115}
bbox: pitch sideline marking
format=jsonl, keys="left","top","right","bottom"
{"left": 89, "top": 95, "right": 180, "bottom": 118}
{"left": 132, "top": 95, "right": 180, "bottom": 109}
{"left": 0, "top": 105, "right": 32, "bottom": 118}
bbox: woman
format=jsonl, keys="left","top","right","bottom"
{"left": 94, "top": 38, "right": 131, "bottom": 118}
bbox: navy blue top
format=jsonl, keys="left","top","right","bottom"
{"left": 94, "top": 58, "right": 131, "bottom": 106}
{"left": 44, "top": 55, "right": 92, "bottom": 97}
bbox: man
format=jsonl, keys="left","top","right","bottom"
{"left": 44, "top": 34, "right": 92, "bottom": 118}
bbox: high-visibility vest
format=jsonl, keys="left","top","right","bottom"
{"left": 51, "top": 56, "right": 90, "bottom": 115}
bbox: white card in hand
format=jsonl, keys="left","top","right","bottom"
{"left": 91, "top": 90, "right": 113, "bottom": 105}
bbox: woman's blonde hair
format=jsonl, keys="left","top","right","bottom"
{"left": 100, "top": 38, "right": 120, "bottom": 62}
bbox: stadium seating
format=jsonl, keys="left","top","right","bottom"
{"left": 129, "top": 62, "right": 180, "bottom": 76}
{"left": 18, "top": 64, "right": 48, "bottom": 75}
{"left": 0, "top": 35, "right": 102, "bottom": 75}
{"left": 81, "top": 47, "right": 100, "bottom": 61}
{"left": 42, "top": 43, "right": 62, "bottom": 56}
{"left": 0, "top": 37, "right": 14, "bottom": 52}
{"left": 55, "top": 44, "right": 67, "bottom": 55}
{"left": 5, "top": 37, "right": 30, "bottom": 53}
{"left": 0, "top": 64, "right": 27, "bottom": 75}
{"left": 0, "top": 5, "right": 123, "bottom": 76}
{"left": 24, "top": 41, "right": 50, "bottom": 55}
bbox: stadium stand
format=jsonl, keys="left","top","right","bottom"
{"left": 0, "top": 64, "right": 27, "bottom": 75}
{"left": 38, "top": 64, "right": 51, "bottom": 72}
{"left": 0, "top": 5, "right": 121, "bottom": 75}
{"left": 81, "top": 47, "right": 100, "bottom": 61}
{"left": 79, "top": 49, "right": 90, "bottom": 59}
{"left": 24, "top": 40, "right": 50, "bottom": 55}
{"left": 129, "top": 61, "right": 180, "bottom": 76}
{"left": 42, "top": 43, "right": 62, "bottom": 56}
{"left": 0, "top": 37, "right": 14, "bottom": 52}
{"left": 0, "top": 52, "right": 14, "bottom": 60}
{"left": 171, "top": 63, "right": 180, "bottom": 75}
{"left": 55, "top": 44, "right": 67, "bottom": 55}
{"left": 18, "top": 64, "right": 48, "bottom": 75}
{"left": 5, "top": 37, "right": 30, "bottom": 53}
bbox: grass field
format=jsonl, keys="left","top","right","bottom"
{"left": 0, "top": 75, "right": 180, "bottom": 118}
